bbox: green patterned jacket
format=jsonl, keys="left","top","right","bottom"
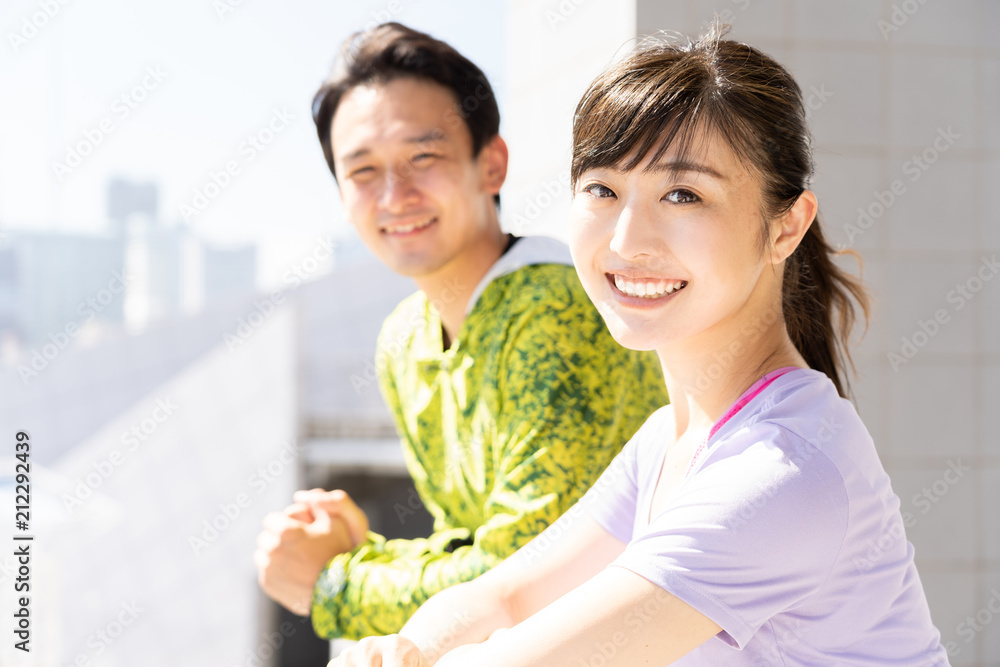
{"left": 311, "top": 237, "right": 667, "bottom": 639}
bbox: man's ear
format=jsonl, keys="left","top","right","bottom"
{"left": 770, "top": 189, "right": 818, "bottom": 264}
{"left": 479, "top": 134, "right": 508, "bottom": 195}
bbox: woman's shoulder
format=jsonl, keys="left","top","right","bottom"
{"left": 726, "top": 368, "right": 869, "bottom": 454}
{"left": 706, "top": 368, "right": 877, "bottom": 505}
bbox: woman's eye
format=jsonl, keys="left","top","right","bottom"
{"left": 666, "top": 189, "right": 699, "bottom": 204}
{"left": 583, "top": 183, "right": 616, "bottom": 198}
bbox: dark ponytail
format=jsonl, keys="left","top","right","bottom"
{"left": 782, "top": 218, "right": 869, "bottom": 397}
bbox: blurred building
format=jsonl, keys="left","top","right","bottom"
{"left": 0, "top": 178, "right": 258, "bottom": 348}
{"left": 5, "top": 230, "right": 126, "bottom": 345}
{"left": 0, "top": 247, "right": 18, "bottom": 333}
{"left": 0, "top": 238, "right": 420, "bottom": 667}
{"left": 204, "top": 244, "right": 257, "bottom": 303}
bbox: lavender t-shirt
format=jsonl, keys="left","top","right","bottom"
{"left": 579, "top": 368, "right": 948, "bottom": 665}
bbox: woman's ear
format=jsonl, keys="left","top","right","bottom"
{"left": 770, "top": 189, "right": 818, "bottom": 264}
{"left": 479, "top": 134, "right": 509, "bottom": 196}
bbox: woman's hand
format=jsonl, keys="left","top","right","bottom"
{"left": 328, "top": 635, "right": 432, "bottom": 667}
{"left": 432, "top": 643, "right": 481, "bottom": 667}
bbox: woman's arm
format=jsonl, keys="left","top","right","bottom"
{"left": 329, "top": 504, "right": 720, "bottom": 667}
{"left": 399, "top": 505, "right": 627, "bottom": 662}
{"left": 435, "top": 566, "right": 721, "bottom": 667}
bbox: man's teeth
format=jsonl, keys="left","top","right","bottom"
{"left": 614, "top": 275, "right": 686, "bottom": 298}
{"left": 385, "top": 218, "right": 434, "bottom": 234}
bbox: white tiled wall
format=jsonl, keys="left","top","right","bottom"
{"left": 501, "top": 0, "right": 637, "bottom": 242}
{"left": 508, "top": 0, "right": 998, "bottom": 663}
{"left": 647, "top": 2, "right": 998, "bottom": 663}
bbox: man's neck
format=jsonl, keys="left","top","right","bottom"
{"left": 414, "top": 230, "right": 510, "bottom": 346}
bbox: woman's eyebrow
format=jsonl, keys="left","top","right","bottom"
{"left": 647, "top": 160, "right": 727, "bottom": 182}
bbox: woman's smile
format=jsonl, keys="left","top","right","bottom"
{"left": 606, "top": 273, "right": 688, "bottom": 307}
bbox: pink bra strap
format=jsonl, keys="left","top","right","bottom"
{"left": 686, "top": 366, "right": 800, "bottom": 477}
{"left": 707, "top": 366, "right": 799, "bottom": 441}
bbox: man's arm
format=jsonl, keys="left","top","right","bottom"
{"left": 312, "top": 293, "right": 660, "bottom": 640}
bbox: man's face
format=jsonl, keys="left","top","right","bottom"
{"left": 331, "top": 77, "right": 504, "bottom": 278}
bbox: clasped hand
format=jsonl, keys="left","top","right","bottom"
{"left": 254, "top": 488, "right": 369, "bottom": 616}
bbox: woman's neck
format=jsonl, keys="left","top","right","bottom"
{"left": 657, "top": 307, "right": 808, "bottom": 439}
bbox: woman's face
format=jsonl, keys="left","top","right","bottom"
{"left": 569, "top": 131, "right": 776, "bottom": 353}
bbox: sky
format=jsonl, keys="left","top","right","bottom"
{"left": 0, "top": 0, "right": 506, "bottom": 287}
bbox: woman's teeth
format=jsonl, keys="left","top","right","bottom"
{"left": 613, "top": 275, "right": 687, "bottom": 298}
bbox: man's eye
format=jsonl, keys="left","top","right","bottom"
{"left": 413, "top": 153, "right": 439, "bottom": 163}
{"left": 348, "top": 166, "right": 375, "bottom": 179}
{"left": 583, "top": 183, "right": 616, "bottom": 198}
{"left": 666, "top": 189, "right": 699, "bottom": 204}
